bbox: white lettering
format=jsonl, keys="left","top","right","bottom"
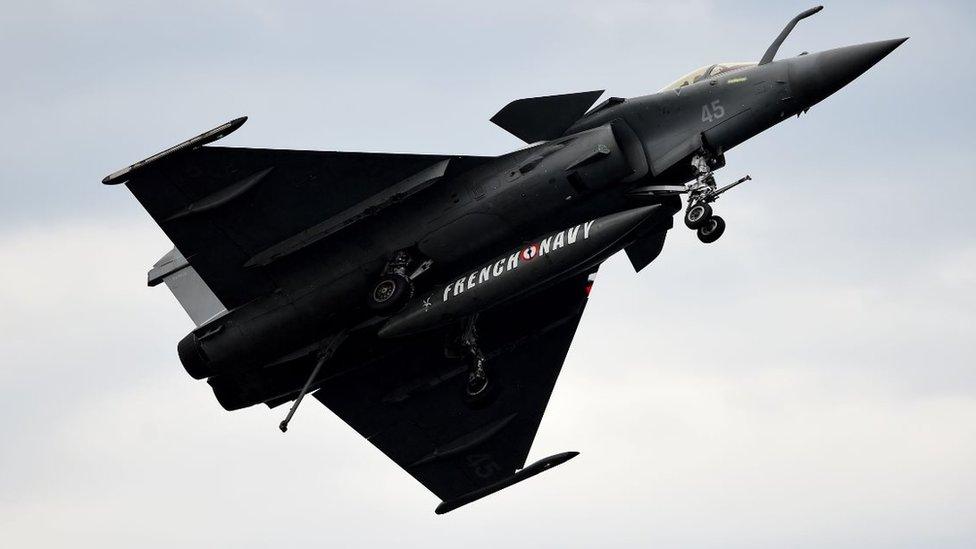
{"left": 539, "top": 236, "right": 553, "bottom": 256}
{"left": 442, "top": 219, "right": 599, "bottom": 303}
{"left": 583, "top": 220, "right": 595, "bottom": 239}
{"left": 552, "top": 231, "right": 565, "bottom": 250}
{"left": 567, "top": 225, "right": 580, "bottom": 244}
{"left": 506, "top": 252, "right": 519, "bottom": 271}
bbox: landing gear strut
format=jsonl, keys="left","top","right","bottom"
{"left": 683, "top": 153, "right": 751, "bottom": 244}
{"left": 460, "top": 315, "right": 489, "bottom": 397}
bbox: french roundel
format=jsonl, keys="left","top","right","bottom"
{"left": 520, "top": 244, "right": 538, "bottom": 261}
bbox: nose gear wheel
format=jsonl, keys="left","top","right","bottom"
{"left": 684, "top": 202, "right": 713, "bottom": 229}
{"left": 697, "top": 215, "right": 726, "bottom": 243}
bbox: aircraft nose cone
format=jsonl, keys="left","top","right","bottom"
{"left": 790, "top": 38, "right": 908, "bottom": 107}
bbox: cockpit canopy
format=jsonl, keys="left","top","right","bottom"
{"left": 660, "top": 62, "right": 757, "bottom": 92}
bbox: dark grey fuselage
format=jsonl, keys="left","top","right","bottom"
{"left": 178, "top": 39, "right": 906, "bottom": 408}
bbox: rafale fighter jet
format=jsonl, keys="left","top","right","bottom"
{"left": 104, "top": 7, "right": 905, "bottom": 513}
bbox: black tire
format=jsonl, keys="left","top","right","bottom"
{"left": 464, "top": 377, "right": 499, "bottom": 409}
{"left": 368, "top": 273, "right": 413, "bottom": 312}
{"left": 697, "top": 215, "right": 726, "bottom": 244}
{"left": 684, "top": 202, "right": 713, "bottom": 229}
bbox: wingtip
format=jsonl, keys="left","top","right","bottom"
{"left": 101, "top": 115, "right": 249, "bottom": 186}
{"left": 433, "top": 450, "right": 581, "bottom": 515}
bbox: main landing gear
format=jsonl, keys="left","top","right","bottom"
{"left": 445, "top": 315, "right": 491, "bottom": 400}
{"left": 459, "top": 315, "right": 489, "bottom": 398}
{"left": 369, "top": 273, "right": 412, "bottom": 311}
{"left": 368, "top": 250, "right": 431, "bottom": 313}
{"left": 683, "top": 153, "right": 752, "bottom": 244}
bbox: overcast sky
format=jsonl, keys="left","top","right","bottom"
{"left": 1, "top": 1, "right": 974, "bottom": 547}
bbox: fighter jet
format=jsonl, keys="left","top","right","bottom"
{"left": 103, "top": 7, "right": 905, "bottom": 513}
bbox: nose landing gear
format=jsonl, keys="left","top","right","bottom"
{"left": 683, "top": 154, "right": 751, "bottom": 244}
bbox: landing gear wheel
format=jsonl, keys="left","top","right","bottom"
{"left": 684, "top": 202, "right": 713, "bottom": 229}
{"left": 466, "top": 362, "right": 488, "bottom": 397}
{"left": 697, "top": 215, "right": 726, "bottom": 244}
{"left": 454, "top": 315, "right": 497, "bottom": 406}
{"left": 463, "top": 363, "right": 498, "bottom": 408}
{"left": 368, "top": 273, "right": 413, "bottom": 312}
